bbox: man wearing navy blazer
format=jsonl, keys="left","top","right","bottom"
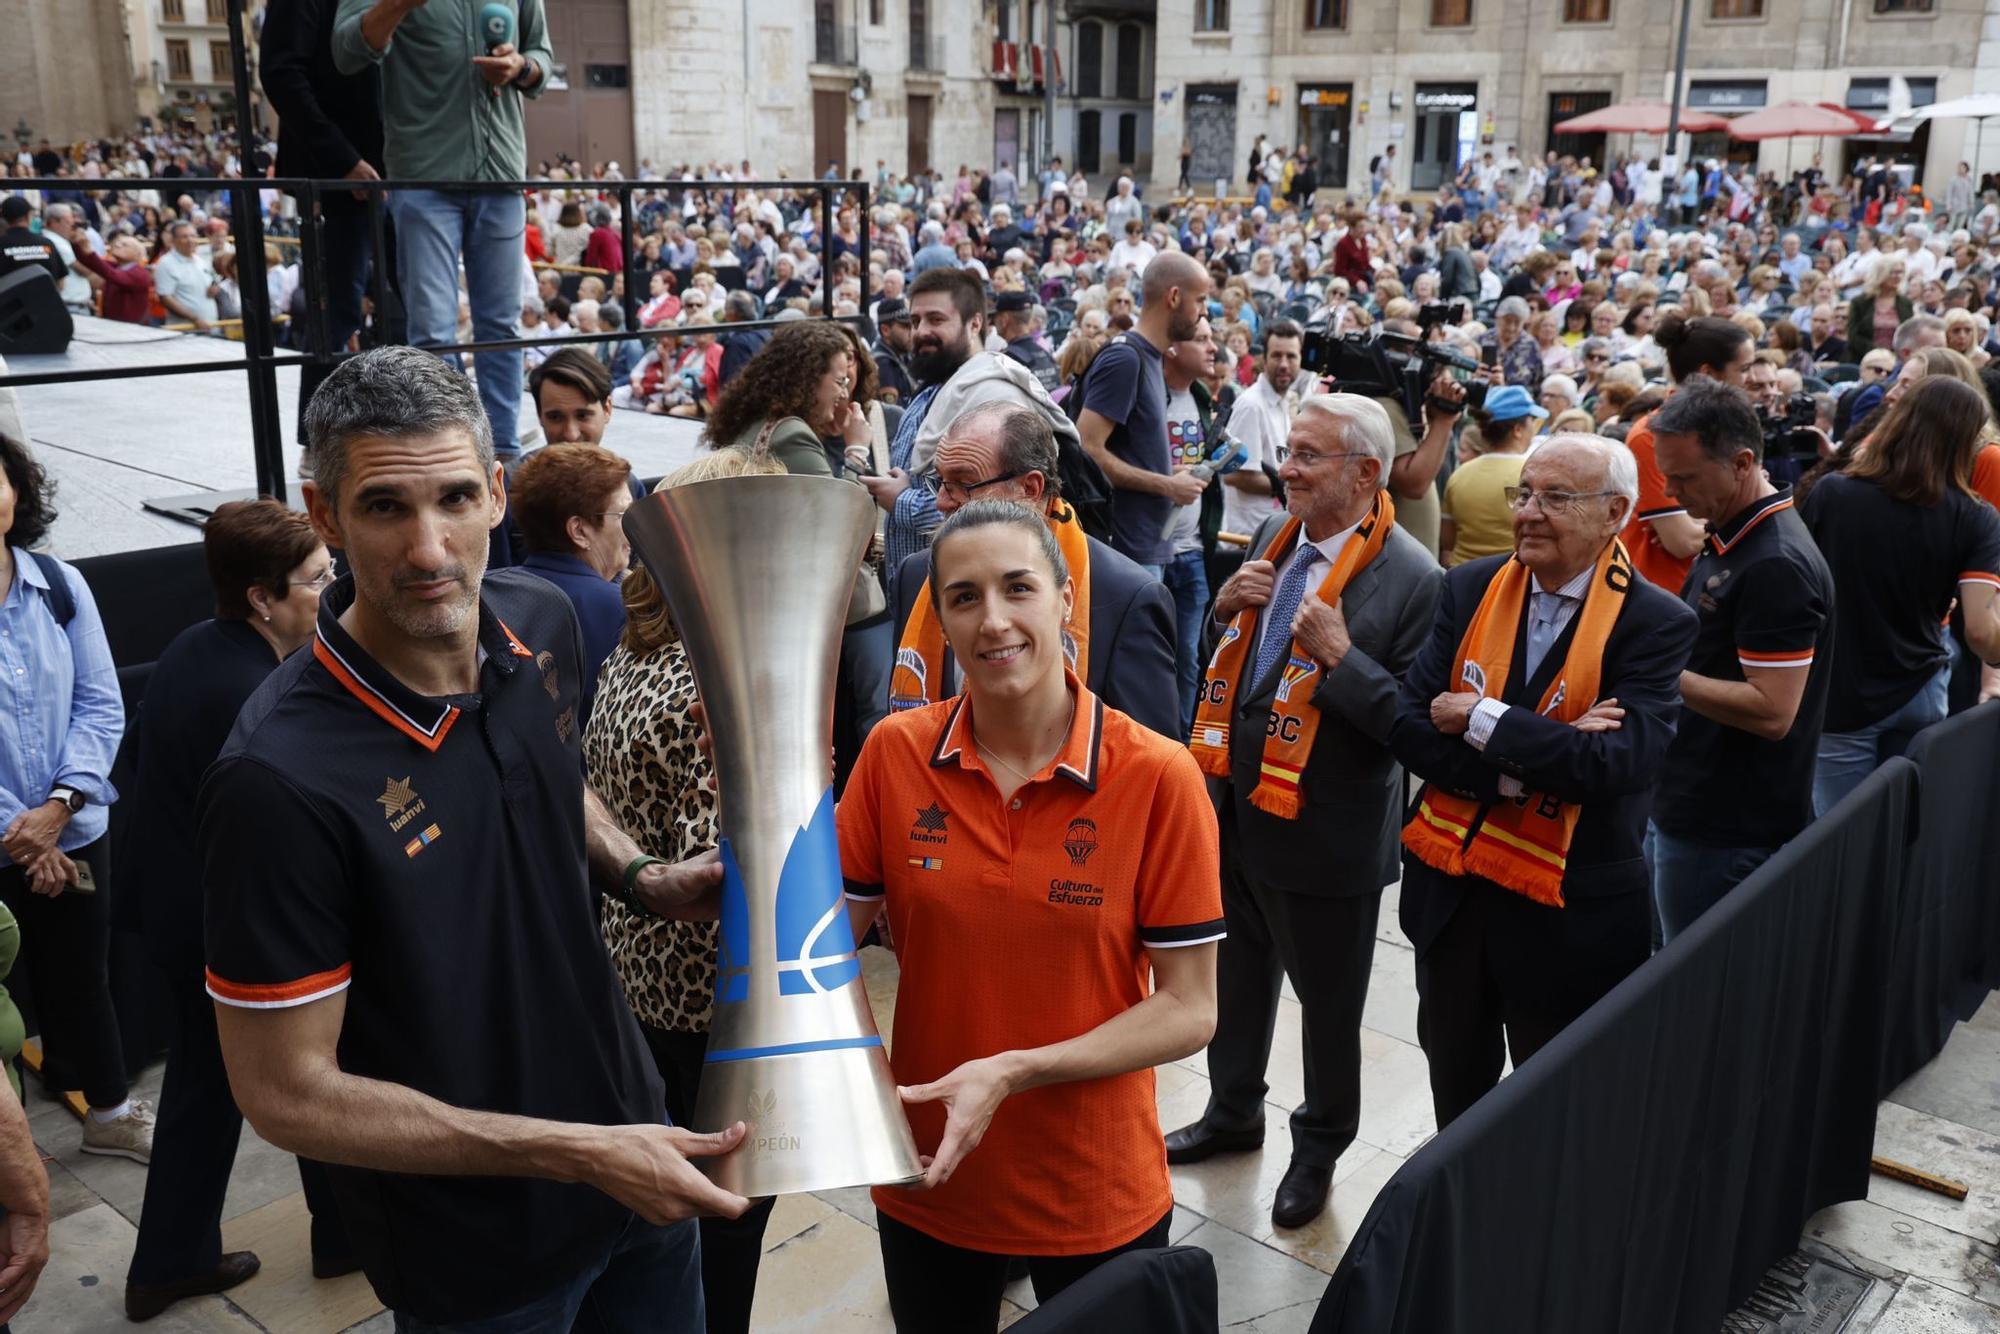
{"left": 1162, "top": 394, "right": 1443, "bottom": 1231}
{"left": 1392, "top": 435, "right": 1697, "bottom": 1130}
{"left": 890, "top": 402, "right": 1180, "bottom": 740}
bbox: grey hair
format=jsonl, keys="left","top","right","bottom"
{"left": 303, "top": 346, "right": 494, "bottom": 504}
{"left": 946, "top": 402, "right": 1060, "bottom": 499}
{"left": 723, "top": 289, "right": 758, "bottom": 320}
{"left": 1536, "top": 432, "right": 1639, "bottom": 507}
{"left": 1297, "top": 393, "right": 1396, "bottom": 479}
{"left": 43, "top": 202, "right": 73, "bottom": 224}
{"left": 167, "top": 219, "right": 196, "bottom": 238}
{"left": 587, "top": 204, "right": 613, "bottom": 229}
{"left": 927, "top": 498, "right": 1070, "bottom": 608}
{"left": 1892, "top": 314, "right": 1945, "bottom": 356}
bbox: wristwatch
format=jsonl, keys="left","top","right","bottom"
{"left": 510, "top": 59, "right": 540, "bottom": 92}
{"left": 47, "top": 786, "right": 85, "bottom": 814}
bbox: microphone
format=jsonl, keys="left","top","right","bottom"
{"left": 1160, "top": 432, "right": 1252, "bottom": 538}
{"left": 479, "top": 2, "right": 515, "bottom": 51}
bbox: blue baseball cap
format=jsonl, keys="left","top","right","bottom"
{"left": 1482, "top": 384, "right": 1550, "bottom": 423}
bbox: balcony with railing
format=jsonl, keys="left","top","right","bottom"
{"left": 909, "top": 33, "right": 945, "bottom": 74}
{"left": 814, "top": 18, "right": 859, "bottom": 67}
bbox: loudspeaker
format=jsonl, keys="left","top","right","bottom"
{"left": 0, "top": 268, "right": 74, "bottom": 355}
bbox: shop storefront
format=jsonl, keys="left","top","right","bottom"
{"left": 1296, "top": 84, "right": 1353, "bottom": 194}
{"left": 1842, "top": 77, "right": 1937, "bottom": 175}
{"left": 1687, "top": 79, "right": 1766, "bottom": 167}
{"left": 1411, "top": 83, "right": 1477, "bottom": 192}
{"left": 1548, "top": 90, "right": 1611, "bottom": 168}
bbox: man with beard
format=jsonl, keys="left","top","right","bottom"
{"left": 200, "top": 347, "right": 747, "bottom": 1329}
{"left": 1077, "top": 251, "right": 1213, "bottom": 575}
{"left": 863, "top": 268, "right": 1075, "bottom": 581}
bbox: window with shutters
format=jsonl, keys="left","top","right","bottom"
{"left": 1430, "top": 0, "right": 1472, "bottom": 27}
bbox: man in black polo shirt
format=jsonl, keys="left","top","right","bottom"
{"left": 200, "top": 347, "right": 748, "bottom": 1330}
{"left": 1646, "top": 377, "right": 1835, "bottom": 942}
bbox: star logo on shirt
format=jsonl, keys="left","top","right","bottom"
{"left": 912, "top": 803, "right": 949, "bottom": 834}
{"left": 377, "top": 777, "right": 419, "bottom": 818}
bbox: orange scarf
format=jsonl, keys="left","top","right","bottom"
{"left": 1190, "top": 491, "right": 1395, "bottom": 819}
{"left": 1401, "top": 540, "right": 1633, "bottom": 908}
{"left": 890, "top": 503, "right": 1092, "bottom": 712}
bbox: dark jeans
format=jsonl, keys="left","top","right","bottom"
{"left": 0, "top": 837, "right": 126, "bottom": 1107}
{"left": 128, "top": 963, "right": 349, "bottom": 1285}
{"left": 642, "top": 1026, "right": 776, "bottom": 1334}
{"left": 392, "top": 1212, "right": 703, "bottom": 1334}
{"left": 877, "top": 1207, "right": 1173, "bottom": 1333}
{"left": 1163, "top": 549, "right": 1209, "bottom": 734}
{"left": 295, "top": 206, "right": 374, "bottom": 442}
{"left": 1648, "top": 824, "right": 1775, "bottom": 946}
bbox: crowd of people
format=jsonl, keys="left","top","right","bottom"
{"left": 6, "top": 4, "right": 2000, "bottom": 1324}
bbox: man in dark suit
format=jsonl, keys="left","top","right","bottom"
{"left": 1162, "top": 394, "right": 1443, "bottom": 1230}
{"left": 1392, "top": 435, "right": 1698, "bottom": 1130}
{"left": 891, "top": 403, "right": 1180, "bottom": 740}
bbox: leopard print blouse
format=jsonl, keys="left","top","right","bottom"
{"left": 582, "top": 640, "right": 718, "bottom": 1033}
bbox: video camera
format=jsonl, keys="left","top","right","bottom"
{"left": 1299, "top": 302, "right": 1487, "bottom": 426}
{"left": 1759, "top": 392, "right": 1821, "bottom": 461}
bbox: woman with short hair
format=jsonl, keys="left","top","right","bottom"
{"left": 122, "top": 499, "right": 354, "bottom": 1316}
{"left": 512, "top": 445, "right": 636, "bottom": 728}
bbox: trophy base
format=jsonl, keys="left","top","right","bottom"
{"left": 692, "top": 1039, "right": 925, "bottom": 1198}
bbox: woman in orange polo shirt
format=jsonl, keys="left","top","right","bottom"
{"left": 837, "top": 500, "right": 1224, "bottom": 1331}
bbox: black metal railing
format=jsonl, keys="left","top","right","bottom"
{"left": 0, "top": 0, "right": 869, "bottom": 519}
{"left": 0, "top": 170, "right": 870, "bottom": 511}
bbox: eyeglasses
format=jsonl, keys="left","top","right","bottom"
{"left": 922, "top": 471, "right": 1023, "bottom": 503}
{"left": 1504, "top": 486, "right": 1617, "bottom": 516}
{"left": 1274, "top": 447, "right": 1363, "bottom": 468}
{"left": 1585, "top": 352, "right": 1610, "bottom": 363}
{"left": 290, "top": 568, "right": 337, "bottom": 592}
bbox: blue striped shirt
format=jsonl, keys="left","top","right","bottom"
{"left": 0, "top": 552, "right": 123, "bottom": 861}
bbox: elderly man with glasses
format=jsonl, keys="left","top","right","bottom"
{"left": 1392, "top": 434, "right": 1697, "bottom": 1129}
{"left": 888, "top": 402, "right": 1180, "bottom": 740}
{"left": 1166, "top": 393, "right": 1442, "bottom": 1230}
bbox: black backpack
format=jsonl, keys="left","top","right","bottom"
{"left": 30, "top": 552, "right": 74, "bottom": 628}
{"left": 1058, "top": 368, "right": 1119, "bottom": 545}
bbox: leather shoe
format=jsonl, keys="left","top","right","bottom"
{"left": 1164, "top": 1118, "right": 1264, "bottom": 1165}
{"left": 126, "top": 1251, "right": 261, "bottom": 1322}
{"left": 1271, "top": 1160, "right": 1333, "bottom": 1229}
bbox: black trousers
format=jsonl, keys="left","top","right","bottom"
{"left": 1203, "top": 812, "right": 1380, "bottom": 1167}
{"left": 878, "top": 1207, "right": 1172, "bottom": 1334}
{"left": 642, "top": 1025, "right": 777, "bottom": 1334}
{"left": 0, "top": 837, "right": 126, "bottom": 1108}
{"left": 1413, "top": 884, "right": 1649, "bottom": 1131}
{"left": 127, "top": 964, "right": 349, "bottom": 1285}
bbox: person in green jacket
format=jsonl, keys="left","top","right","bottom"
{"left": 700, "top": 320, "right": 873, "bottom": 480}
{"left": 1846, "top": 257, "right": 1915, "bottom": 358}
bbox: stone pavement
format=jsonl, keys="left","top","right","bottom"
{"left": 13, "top": 888, "right": 1998, "bottom": 1332}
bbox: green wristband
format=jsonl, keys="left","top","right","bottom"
{"left": 623, "top": 854, "right": 666, "bottom": 899}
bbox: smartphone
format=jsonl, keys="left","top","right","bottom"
{"left": 70, "top": 861, "right": 97, "bottom": 895}
{"left": 1480, "top": 344, "right": 1499, "bottom": 369}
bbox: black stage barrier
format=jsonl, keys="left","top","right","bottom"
{"left": 1881, "top": 702, "right": 2000, "bottom": 1094}
{"left": 1312, "top": 758, "right": 1923, "bottom": 1334}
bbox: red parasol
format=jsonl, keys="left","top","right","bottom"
{"left": 1551, "top": 99, "right": 1732, "bottom": 136}
{"left": 1726, "top": 100, "right": 1871, "bottom": 140}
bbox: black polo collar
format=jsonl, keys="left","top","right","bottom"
{"left": 1706, "top": 488, "right": 1794, "bottom": 556}
{"left": 311, "top": 574, "right": 537, "bottom": 753}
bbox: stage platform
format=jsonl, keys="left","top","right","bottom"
{"left": 3, "top": 318, "right": 706, "bottom": 560}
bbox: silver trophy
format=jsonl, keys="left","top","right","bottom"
{"left": 623, "top": 474, "right": 923, "bottom": 1197}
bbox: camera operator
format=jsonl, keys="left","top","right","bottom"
{"left": 1646, "top": 380, "right": 1835, "bottom": 942}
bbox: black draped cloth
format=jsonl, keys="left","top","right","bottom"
{"left": 1311, "top": 760, "right": 1917, "bottom": 1334}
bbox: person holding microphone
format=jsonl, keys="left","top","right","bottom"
{"left": 837, "top": 500, "right": 1224, "bottom": 1331}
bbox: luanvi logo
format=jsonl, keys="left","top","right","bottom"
{"left": 910, "top": 803, "right": 949, "bottom": 846}
{"left": 377, "top": 777, "right": 427, "bottom": 832}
